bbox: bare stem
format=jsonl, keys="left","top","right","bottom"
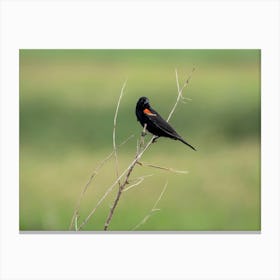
{"left": 69, "top": 134, "right": 134, "bottom": 230}
{"left": 123, "top": 174, "right": 154, "bottom": 192}
{"left": 77, "top": 68, "right": 193, "bottom": 231}
{"left": 103, "top": 124, "right": 147, "bottom": 231}
{"left": 113, "top": 80, "right": 127, "bottom": 188}
{"left": 78, "top": 130, "right": 152, "bottom": 231}
{"left": 137, "top": 161, "right": 188, "bottom": 174}
{"left": 132, "top": 181, "right": 168, "bottom": 230}
{"left": 102, "top": 68, "right": 193, "bottom": 230}
{"left": 103, "top": 163, "right": 134, "bottom": 230}
{"left": 167, "top": 67, "right": 195, "bottom": 122}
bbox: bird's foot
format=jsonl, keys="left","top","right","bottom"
{"left": 152, "top": 136, "right": 159, "bottom": 143}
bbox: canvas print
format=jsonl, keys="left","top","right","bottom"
{"left": 20, "top": 50, "right": 260, "bottom": 231}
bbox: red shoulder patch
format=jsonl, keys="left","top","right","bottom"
{"left": 143, "top": 108, "right": 156, "bottom": 116}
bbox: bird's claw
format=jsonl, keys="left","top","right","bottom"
{"left": 152, "top": 136, "right": 159, "bottom": 143}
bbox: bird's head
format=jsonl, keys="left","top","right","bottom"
{"left": 137, "top": 96, "right": 150, "bottom": 109}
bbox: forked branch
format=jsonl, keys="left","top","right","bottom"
{"left": 75, "top": 68, "right": 194, "bottom": 231}
{"left": 132, "top": 181, "right": 168, "bottom": 230}
{"left": 102, "top": 69, "right": 193, "bottom": 230}
{"left": 69, "top": 134, "right": 134, "bottom": 230}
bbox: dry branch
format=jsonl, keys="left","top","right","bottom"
{"left": 101, "top": 69, "right": 193, "bottom": 230}
{"left": 137, "top": 161, "right": 188, "bottom": 174}
{"left": 132, "top": 181, "right": 168, "bottom": 230}
{"left": 69, "top": 134, "right": 134, "bottom": 230}
{"left": 113, "top": 80, "right": 127, "bottom": 188}
{"left": 167, "top": 68, "right": 195, "bottom": 122}
{"left": 78, "top": 127, "right": 152, "bottom": 231}
{"left": 75, "top": 68, "right": 194, "bottom": 231}
{"left": 123, "top": 174, "right": 154, "bottom": 192}
{"left": 103, "top": 124, "right": 148, "bottom": 231}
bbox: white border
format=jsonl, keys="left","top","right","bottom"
{"left": 1, "top": 1, "right": 279, "bottom": 279}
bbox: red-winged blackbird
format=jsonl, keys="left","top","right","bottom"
{"left": 135, "top": 97, "right": 196, "bottom": 151}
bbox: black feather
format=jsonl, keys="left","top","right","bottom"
{"left": 135, "top": 97, "right": 196, "bottom": 151}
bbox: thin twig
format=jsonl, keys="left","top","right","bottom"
{"left": 113, "top": 80, "right": 127, "bottom": 188}
{"left": 167, "top": 67, "right": 195, "bottom": 122}
{"left": 78, "top": 130, "right": 153, "bottom": 231}
{"left": 139, "top": 123, "right": 147, "bottom": 151}
{"left": 132, "top": 181, "right": 168, "bottom": 230}
{"left": 102, "top": 67, "right": 192, "bottom": 230}
{"left": 69, "top": 134, "right": 134, "bottom": 230}
{"left": 74, "top": 216, "right": 78, "bottom": 231}
{"left": 103, "top": 124, "right": 148, "bottom": 231}
{"left": 137, "top": 161, "right": 188, "bottom": 174}
{"left": 69, "top": 152, "right": 114, "bottom": 230}
{"left": 78, "top": 69, "right": 193, "bottom": 231}
{"left": 123, "top": 174, "right": 154, "bottom": 192}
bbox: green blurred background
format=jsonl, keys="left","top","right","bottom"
{"left": 20, "top": 50, "right": 260, "bottom": 231}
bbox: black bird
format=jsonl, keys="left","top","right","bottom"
{"left": 135, "top": 96, "right": 196, "bottom": 151}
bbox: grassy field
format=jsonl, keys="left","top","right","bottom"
{"left": 20, "top": 50, "right": 260, "bottom": 231}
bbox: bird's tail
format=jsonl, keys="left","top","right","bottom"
{"left": 178, "top": 138, "right": 196, "bottom": 151}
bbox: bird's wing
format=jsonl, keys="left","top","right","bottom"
{"left": 143, "top": 108, "right": 180, "bottom": 138}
